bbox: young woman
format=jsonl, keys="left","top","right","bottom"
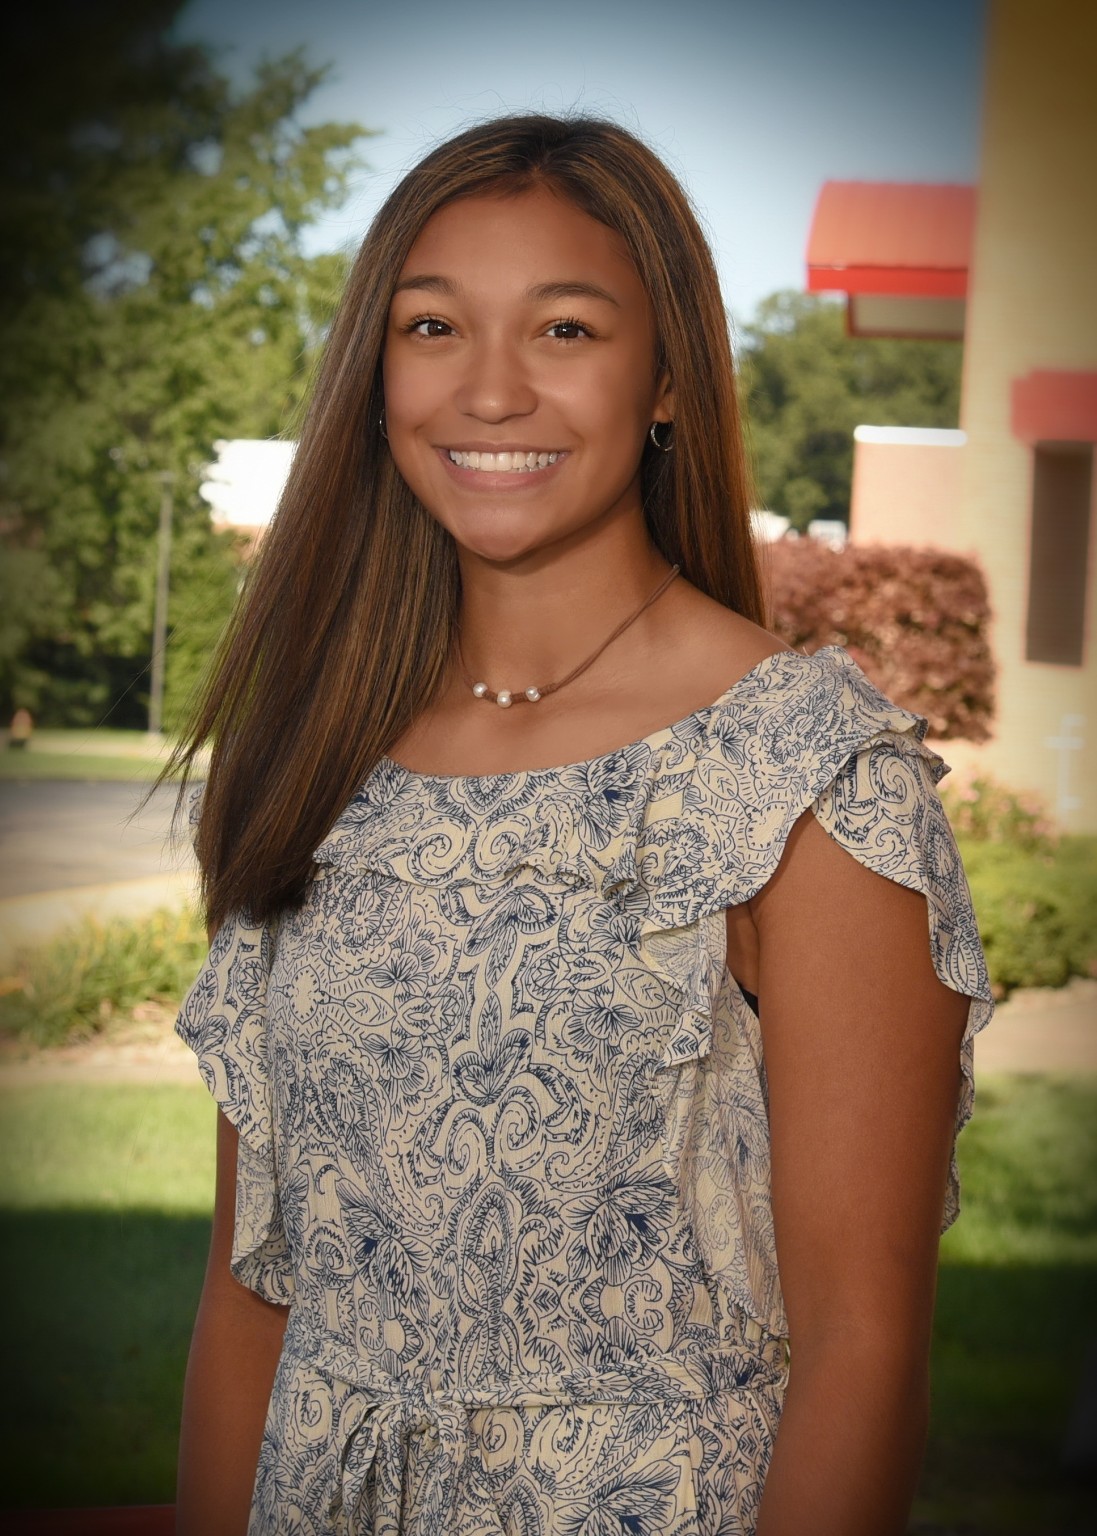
{"left": 172, "top": 114, "right": 992, "bottom": 1536}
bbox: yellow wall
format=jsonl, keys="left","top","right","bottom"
{"left": 849, "top": 429, "right": 967, "bottom": 549}
{"left": 955, "top": 0, "right": 1097, "bottom": 828}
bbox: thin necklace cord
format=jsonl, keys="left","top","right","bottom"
{"left": 456, "top": 564, "right": 682, "bottom": 707}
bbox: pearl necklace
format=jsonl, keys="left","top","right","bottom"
{"left": 456, "top": 564, "right": 681, "bottom": 707}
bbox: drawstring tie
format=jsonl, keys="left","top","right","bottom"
{"left": 280, "top": 1309, "right": 787, "bottom": 1535}
{"left": 332, "top": 1386, "right": 505, "bottom": 1534}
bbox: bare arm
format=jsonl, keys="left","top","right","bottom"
{"left": 748, "top": 810, "right": 969, "bottom": 1536}
{"left": 175, "top": 1108, "right": 289, "bottom": 1536}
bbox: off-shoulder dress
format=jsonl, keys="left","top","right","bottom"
{"left": 176, "top": 645, "right": 993, "bottom": 1535}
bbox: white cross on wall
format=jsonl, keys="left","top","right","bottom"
{"left": 1044, "top": 714, "right": 1086, "bottom": 816}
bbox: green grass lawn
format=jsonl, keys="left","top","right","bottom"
{"left": 914, "top": 1074, "right": 1097, "bottom": 1533}
{"left": 0, "top": 730, "right": 195, "bottom": 783}
{"left": 0, "top": 1083, "right": 215, "bottom": 1507}
{"left": 0, "top": 1075, "right": 1093, "bottom": 1528}
{"left": 0, "top": 751, "right": 169, "bottom": 782}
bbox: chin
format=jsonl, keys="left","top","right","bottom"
{"left": 432, "top": 506, "right": 558, "bottom": 561}
{"left": 450, "top": 532, "right": 548, "bottom": 566}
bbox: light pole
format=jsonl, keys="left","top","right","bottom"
{"left": 148, "top": 470, "right": 175, "bottom": 738}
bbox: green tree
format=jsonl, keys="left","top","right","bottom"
{"left": 738, "top": 291, "right": 962, "bottom": 531}
{"left": 1, "top": 2, "right": 372, "bottom": 726}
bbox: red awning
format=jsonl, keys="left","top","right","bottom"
{"left": 806, "top": 182, "right": 975, "bottom": 339}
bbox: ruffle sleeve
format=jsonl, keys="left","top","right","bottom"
{"left": 175, "top": 908, "right": 295, "bottom": 1306}
{"left": 631, "top": 648, "right": 993, "bottom": 1340}
{"left": 810, "top": 729, "right": 994, "bottom": 1229}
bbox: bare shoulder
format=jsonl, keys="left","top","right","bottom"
{"left": 669, "top": 579, "right": 791, "bottom": 700}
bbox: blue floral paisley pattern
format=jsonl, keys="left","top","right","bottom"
{"left": 176, "top": 645, "right": 993, "bottom": 1534}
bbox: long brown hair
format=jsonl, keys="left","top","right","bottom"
{"left": 167, "top": 113, "right": 765, "bottom": 931}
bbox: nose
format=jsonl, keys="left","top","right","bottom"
{"left": 453, "top": 334, "right": 537, "bottom": 423}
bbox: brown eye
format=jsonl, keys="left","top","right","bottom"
{"left": 407, "top": 317, "right": 452, "bottom": 338}
{"left": 546, "top": 319, "right": 591, "bottom": 341}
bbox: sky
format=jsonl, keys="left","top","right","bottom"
{"left": 177, "top": 0, "right": 986, "bottom": 324}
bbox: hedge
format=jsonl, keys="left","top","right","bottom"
{"left": 958, "top": 835, "right": 1097, "bottom": 996}
{"left": 765, "top": 539, "right": 995, "bottom": 740}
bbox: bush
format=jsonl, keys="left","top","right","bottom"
{"left": 765, "top": 539, "right": 994, "bottom": 740}
{"left": 940, "top": 776, "right": 1097, "bottom": 996}
{"left": 0, "top": 906, "right": 206, "bottom": 1049}
{"left": 958, "top": 836, "right": 1097, "bottom": 997}
{"left": 941, "top": 774, "right": 1056, "bottom": 854}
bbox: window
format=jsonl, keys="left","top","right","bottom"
{"left": 1025, "top": 444, "right": 1092, "bottom": 666}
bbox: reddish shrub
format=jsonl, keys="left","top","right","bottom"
{"left": 763, "top": 540, "right": 995, "bottom": 741}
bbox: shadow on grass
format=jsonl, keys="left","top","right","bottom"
{"left": 0, "top": 1208, "right": 209, "bottom": 1509}
{"left": 1, "top": 1210, "right": 1094, "bottom": 1531}
{"left": 914, "top": 1261, "right": 1097, "bottom": 1534}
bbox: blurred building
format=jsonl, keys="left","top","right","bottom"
{"left": 806, "top": 0, "right": 1096, "bottom": 830}
{"left": 199, "top": 438, "right": 295, "bottom": 545}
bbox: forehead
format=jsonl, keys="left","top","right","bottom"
{"left": 394, "top": 186, "right": 648, "bottom": 302}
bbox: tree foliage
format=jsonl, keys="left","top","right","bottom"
{"left": 1, "top": 2, "right": 372, "bottom": 726}
{"left": 738, "top": 292, "right": 963, "bottom": 530}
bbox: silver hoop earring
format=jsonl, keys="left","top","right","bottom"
{"left": 379, "top": 409, "right": 388, "bottom": 441}
{"left": 649, "top": 421, "right": 674, "bottom": 453}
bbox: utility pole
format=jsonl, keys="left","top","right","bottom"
{"left": 148, "top": 470, "right": 175, "bottom": 738}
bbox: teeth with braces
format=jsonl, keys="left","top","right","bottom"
{"left": 448, "top": 450, "right": 561, "bottom": 472}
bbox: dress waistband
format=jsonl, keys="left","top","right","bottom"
{"left": 282, "top": 1309, "right": 787, "bottom": 1534}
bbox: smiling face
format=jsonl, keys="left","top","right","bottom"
{"left": 382, "top": 185, "right": 674, "bottom": 565}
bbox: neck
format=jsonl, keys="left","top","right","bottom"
{"left": 452, "top": 541, "right": 678, "bottom": 694}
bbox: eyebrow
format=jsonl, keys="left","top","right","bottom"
{"left": 391, "top": 274, "right": 458, "bottom": 298}
{"left": 527, "top": 280, "right": 620, "bottom": 308}
{"left": 391, "top": 274, "right": 621, "bottom": 307}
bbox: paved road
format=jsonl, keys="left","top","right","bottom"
{"left": 0, "top": 780, "right": 193, "bottom": 900}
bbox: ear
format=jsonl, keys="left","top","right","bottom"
{"left": 652, "top": 368, "right": 675, "bottom": 425}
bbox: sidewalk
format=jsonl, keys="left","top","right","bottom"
{"left": 1, "top": 979, "right": 1091, "bottom": 1088}
{"left": 974, "top": 975, "right": 1096, "bottom": 1074}
{"left": 0, "top": 878, "right": 1092, "bottom": 1082}
{"left": 0, "top": 873, "right": 198, "bottom": 968}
